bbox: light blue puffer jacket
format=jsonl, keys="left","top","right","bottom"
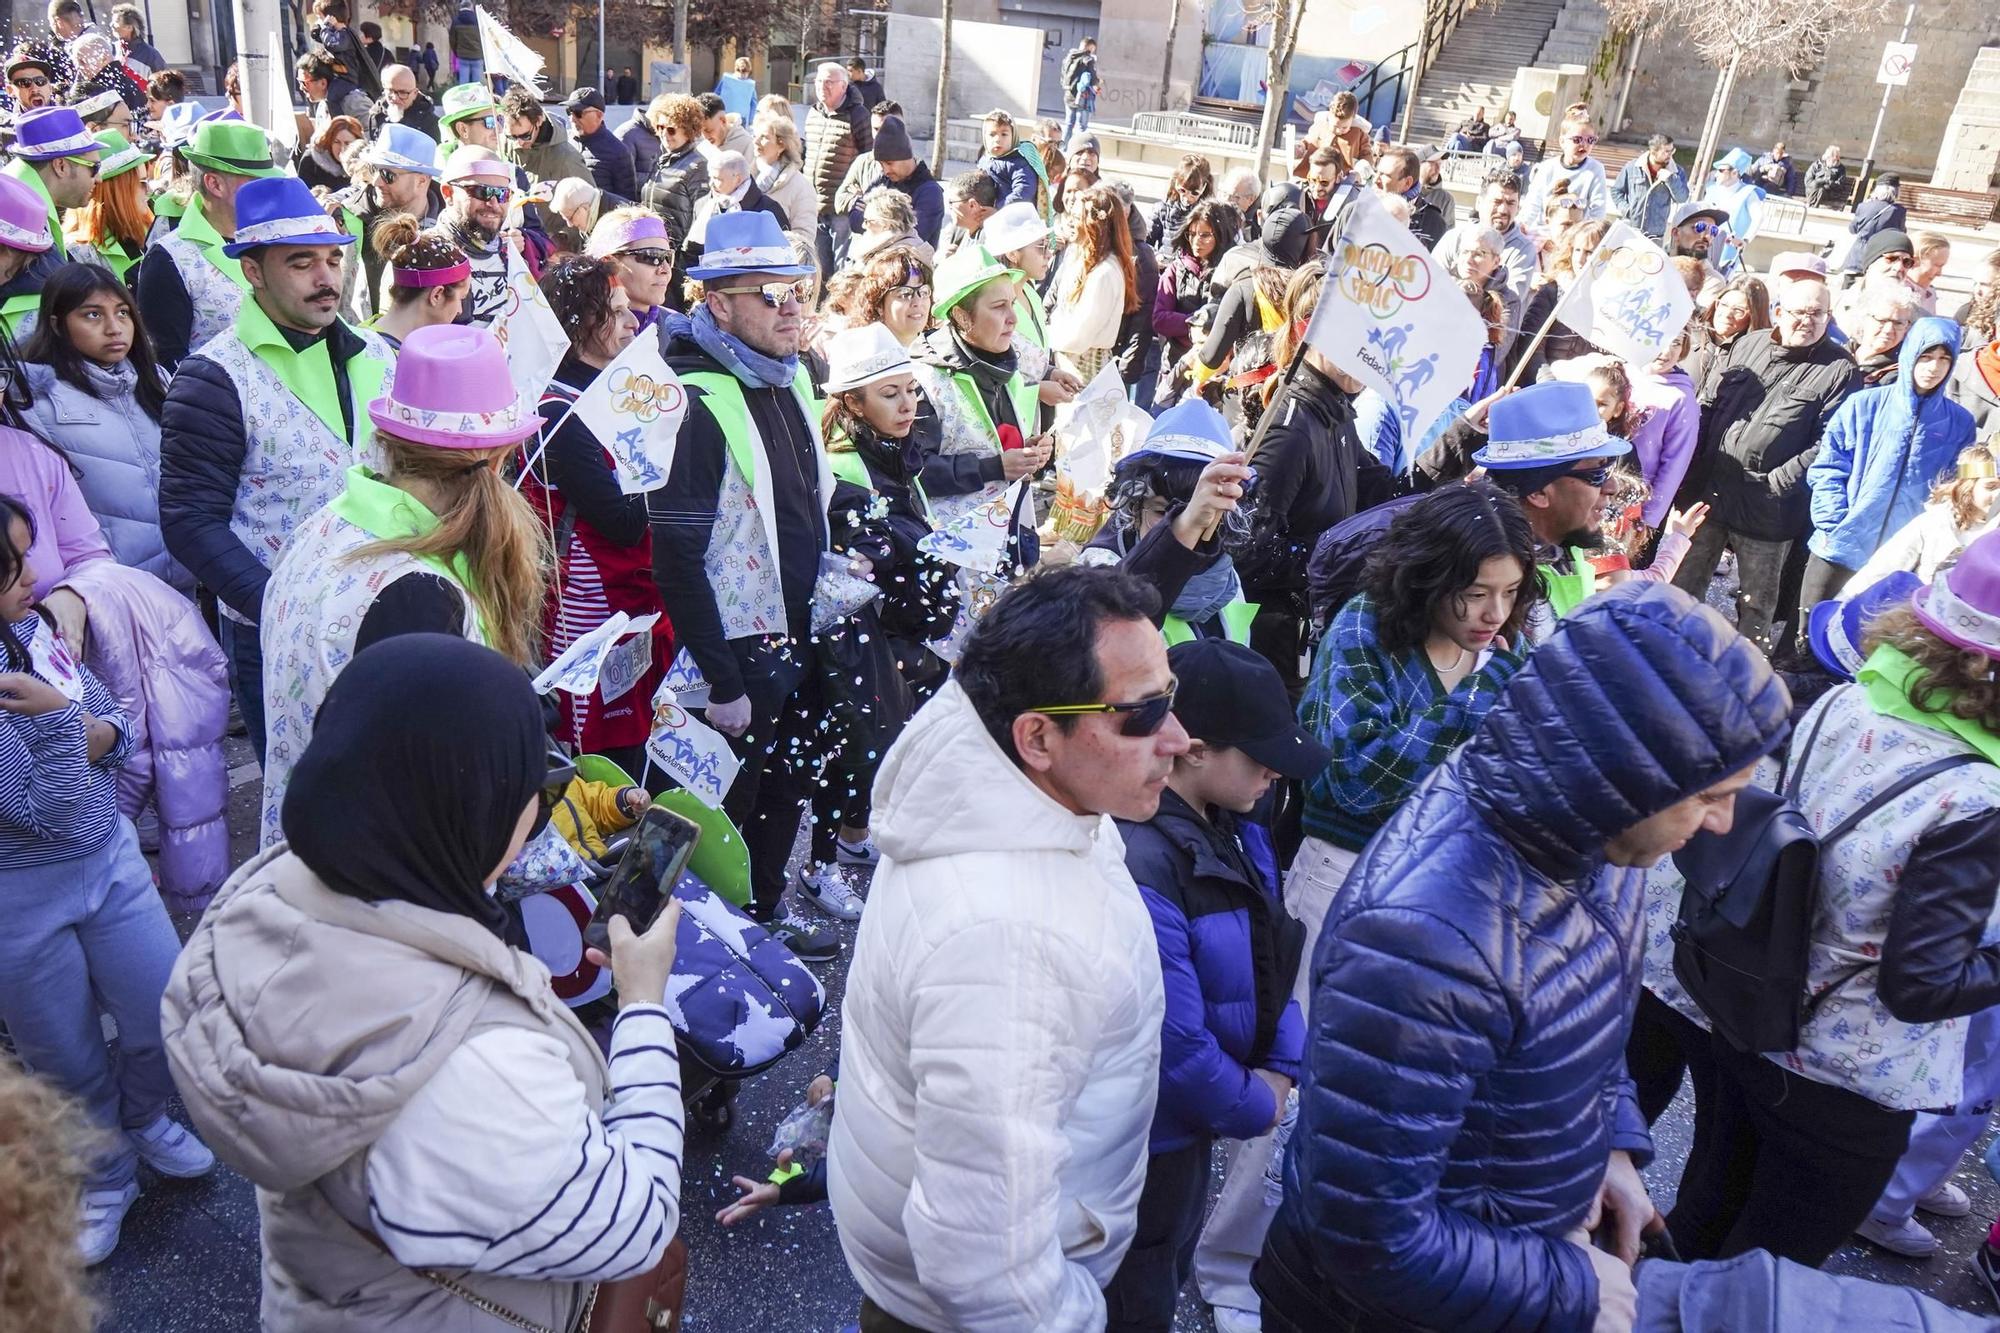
{"left": 1807, "top": 316, "right": 1977, "bottom": 571}
{"left": 18, "top": 360, "right": 188, "bottom": 593}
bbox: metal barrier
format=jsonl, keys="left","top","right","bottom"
{"left": 1130, "top": 111, "right": 1261, "bottom": 150}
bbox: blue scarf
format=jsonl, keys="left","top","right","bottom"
{"left": 688, "top": 301, "right": 799, "bottom": 389}
{"left": 1171, "top": 555, "right": 1243, "bottom": 625}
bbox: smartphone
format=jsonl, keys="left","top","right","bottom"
{"left": 583, "top": 806, "right": 700, "bottom": 954}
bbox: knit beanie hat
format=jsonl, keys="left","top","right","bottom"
{"left": 873, "top": 115, "right": 914, "bottom": 165}
{"left": 1859, "top": 228, "right": 1914, "bottom": 272}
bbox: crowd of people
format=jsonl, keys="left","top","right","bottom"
{"left": 2, "top": 8, "right": 2000, "bottom": 1332}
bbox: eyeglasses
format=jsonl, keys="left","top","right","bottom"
{"left": 66, "top": 155, "right": 100, "bottom": 177}
{"left": 460, "top": 182, "right": 511, "bottom": 203}
{"left": 1685, "top": 221, "right": 1718, "bottom": 236}
{"left": 624, "top": 248, "right": 674, "bottom": 268}
{"left": 12, "top": 74, "right": 47, "bottom": 88}
{"left": 1029, "top": 679, "right": 1179, "bottom": 738}
{"left": 1564, "top": 133, "right": 1598, "bottom": 147}
{"left": 507, "top": 128, "right": 536, "bottom": 142}
{"left": 377, "top": 169, "right": 399, "bottom": 186}
{"left": 474, "top": 113, "right": 500, "bottom": 131}
{"left": 714, "top": 279, "right": 812, "bottom": 308}
{"left": 1563, "top": 463, "right": 1612, "bottom": 488}
{"left": 889, "top": 284, "right": 930, "bottom": 301}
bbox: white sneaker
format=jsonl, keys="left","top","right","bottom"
{"left": 129, "top": 1115, "right": 216, "bottom": 1178}
{"left": 1856, "top": 1213, "right": 1940, "bottom": 1257}
{"left": 1211, "top": 1307, "right": 1262, "bottom": 1333}
{"left": 796, "top": 863, "right": 864, "bottom": 921}
{"left": 1918, "top": 1180, "right": 1974, "bottom": 1219}
{"left": 79, "top": 1182, "right": 140, "bottom": 1265}
{"left": 835, "top": 833, "right": 880, "bottom": 866}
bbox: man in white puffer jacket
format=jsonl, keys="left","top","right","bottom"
{"left": 829, "top": 565, "right": 1183, "bottom": 1332}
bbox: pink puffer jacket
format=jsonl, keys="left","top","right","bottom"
{"left": 59, "top": 559, "right": 231, "bottom": 908}
{"left": 1, "top": 425, "right": 229, "bottom": 907}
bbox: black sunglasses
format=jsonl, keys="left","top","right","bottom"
{"left": 624, "top": 248, "right": 674, "bottom": 268}
{"left": 1564, "top": 462, "right": 1612, "bottom": 488}
{"left": 1029, "top": 678, "right": 1179, "bottom": 738}
{"left": 13, "top": 74, "right": 48, "bottom": 88}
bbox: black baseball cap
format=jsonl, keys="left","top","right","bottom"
{"left": 565, "top": 86, "right": 606, "bottom": 114}
{"left": 1166, "top": 639, "right": 1331, "bottom": 781}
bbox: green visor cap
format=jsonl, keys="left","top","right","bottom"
{"left": 931, "top": 243, "right": 1026, "bottom": 321}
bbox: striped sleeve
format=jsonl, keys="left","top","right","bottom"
{"left": 0, "top": 703, "right": 93, "bottom": 839}
{"left": 79, "top": 665, "right": 135, "bottom": 770}
{"left": 365, "top": 1007, "right": 685, "bottom": 1282}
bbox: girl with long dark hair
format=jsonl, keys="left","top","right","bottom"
{"left": 19, "top": 264, "right": 181, "bottom": 589}
{"left": 1152, "top": 199, "right": 1237, "bottom": 409}
{"left": 0, "top": 491, "right": 213, "bottom": 1267}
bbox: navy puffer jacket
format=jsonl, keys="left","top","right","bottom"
{"left": 1259, "top": 584, "right": 1792, "bottom": 1333}
{"left": 1118, "top": 791, "right": 1305, "bottom": 1153}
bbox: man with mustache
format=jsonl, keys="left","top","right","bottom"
{"left": 438, "top": 145, "right": 533, "bottom": 329}
{"left": 159, "top": 176, "right": 397, "bottom": 763}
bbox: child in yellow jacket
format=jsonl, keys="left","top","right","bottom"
{"left": 550, "top": 776, "right": 650, "bottom": 861}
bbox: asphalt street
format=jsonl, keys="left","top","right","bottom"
{"left": 96, "top": 716, "right": 2000, "bottom": 1331}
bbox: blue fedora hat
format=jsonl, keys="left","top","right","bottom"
{"left": 1473, "top": 381, "right": 1630, "bottom": 469}
{"left": 685, "top": 210, "right": 814, "bottom": 281}
{"left": 13, "top": 106, "right": 104, "bottom": 160}
{"left": 1122, "top": 398, "right": 1233, "bottom": 467}
{"left": 223, "top": 177, "right": 359, "bottom": 257}
{"left": 1808, "top": 571, "right": 1922, "bottom": 680}
{"left": 362, "top": 122, "right": 442, "bottom": 177}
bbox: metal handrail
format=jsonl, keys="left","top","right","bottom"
{"left": 1348, "top": 0, "right": 1480, "bottom": 140}
{"left": 1130, "top": 110, "right": 1261, "bottom": 149}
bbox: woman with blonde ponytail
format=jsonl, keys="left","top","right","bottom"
{"left": 255, "top": 324, "right": 550, "bottom": 847}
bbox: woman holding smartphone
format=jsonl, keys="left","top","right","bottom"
{"left": 165, "top": 633, "right": 687, "bottom": 1330}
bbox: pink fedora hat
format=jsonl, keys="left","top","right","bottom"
{"left": 0, "top": 173, "right": 52, "bottom": 253}
{"left": 368, "top": 325, "right": 541, "bottom": 449}
{"left": 1912, "top": 529, "right": 2000, "bottom": 662}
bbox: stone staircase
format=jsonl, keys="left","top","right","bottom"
{"left": 1403, "top": 0, "right": 1568, "bottom": 146}
{"left": 1535, "top": 0, "right": 1613, "bottom": 71}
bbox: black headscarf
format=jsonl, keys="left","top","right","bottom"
{"left": 281, "top": 634, "right": 544, "bottom": 938}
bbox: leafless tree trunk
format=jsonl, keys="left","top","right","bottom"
{"left": 1250, "top": 0, "right": 1309, "bottom": 188}
{"left": 674, "top": 0, "right": 689, "bottom": 64}
{"left": 1605, "top": 0, "right": 1892, "bottom": 187}
{"left": 1159, "top": 0, "right": 1182, "bottom": 112}
{"left": 932, "top": 0, "right": 954, "bottom": 175}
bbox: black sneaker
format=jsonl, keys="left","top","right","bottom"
{"left": 761, "top": 910, "right": 840, "bottom": 963}
{"left": 1975, "top": 1242, "right": 2000, "bottom": 1309}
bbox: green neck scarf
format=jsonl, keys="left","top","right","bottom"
{"left": 1856, "top": 642, "right": 2000, "bottom": 766}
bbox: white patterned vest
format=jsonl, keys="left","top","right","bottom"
{"left": 257, "top": 496, "right": 482, "bottom": 848}
{"left": 1775, "top": 685, "right": 2000, "bottom": 1111}
{"left": 679, "top": 367, "right": 834, "bottom": 640}
{"left": 197, "top": 326, "right": 395, "bottom": 624}
{"left": 157, "top": 228, "right": 247, "bottom": 356}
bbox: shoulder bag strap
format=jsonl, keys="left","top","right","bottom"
{"left": 1818, "top": 755, "right": 1983, "bottom": 848}
{"left": 1782, "top": 689, "right": 1841, "bottom": 803}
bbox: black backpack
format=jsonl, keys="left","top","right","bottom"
{"left": 1670, "top": 688, "right": 1980, "bottom": 1054}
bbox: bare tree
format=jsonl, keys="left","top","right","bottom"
{"left": 1246, "top": 0, "right": 1309, "bottom": 188}
{"left": 1159, "top": 0, "right": 1182, "bottom": 112}
{"left": 932, "top": 0, "right": 954, "bottom": 175}
{"left": 1604, "top": 0, "right": 1893, "bottom": 181}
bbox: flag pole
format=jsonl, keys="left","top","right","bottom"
{"left": 1495, "top": 225, "right": 1617, "bottom": 392}
{"left": 1196, "top": 186, "right": 1365, "bottom": 542}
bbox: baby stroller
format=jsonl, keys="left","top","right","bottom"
{"left": 522, "top": 755, "right": 827, "bottom": 1132}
